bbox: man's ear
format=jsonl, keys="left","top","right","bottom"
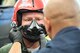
{"left": 44, "top": 17, "right": 51, "bottom": 34}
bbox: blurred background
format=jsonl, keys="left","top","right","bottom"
{"left": 0, "top": 0, "right": 17, "bottom": 48}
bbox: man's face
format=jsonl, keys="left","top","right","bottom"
{"left": 21, "top": 12, "right": 46, "bottom": 42}
{"left": 22, "top": 12, "right": 44, "bottom": 26}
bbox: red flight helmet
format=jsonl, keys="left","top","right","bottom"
{"left": 12, "top": 0, "right": 46, "bottom": 27}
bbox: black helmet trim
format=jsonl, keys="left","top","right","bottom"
{"left": 18, "top": 9, "right": 43, "bottom": 14}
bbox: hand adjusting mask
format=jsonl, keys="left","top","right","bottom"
{"left": 21, "top": 20, "right": 47, "bottom": 42}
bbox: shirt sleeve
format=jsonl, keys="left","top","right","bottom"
{"left": 0, "top": 43, "right": 12, "bottom": 53}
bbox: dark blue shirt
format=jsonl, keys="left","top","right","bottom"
{"left": 36, "top": 26, "right": 80, "bottom": 53}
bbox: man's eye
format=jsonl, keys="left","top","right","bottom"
{"left": 35, "top": 18, "right": 42, "bottom": 21}
{"left": 27, "top": 19, "right": 32, "bottom": 21}
{"left": 24, "top": 18, "right": 32, "bottom": 21}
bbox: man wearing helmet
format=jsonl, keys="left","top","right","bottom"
{"left": 0, "top": 0, "right": 49, "bottom": 53}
